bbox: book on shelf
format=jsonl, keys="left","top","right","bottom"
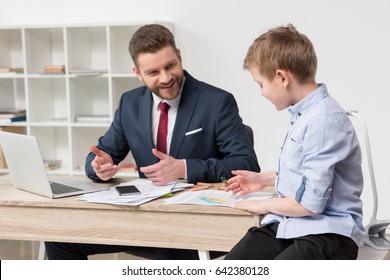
{"left": 43, "top": 65, "right": 65, "bottom": 74}
{"left": 0, "top": 108, "right": 26, "bottom": 119}
{"left": 0, "top": 67, "right": 24, "bottom": 73}
{"left": 43, "top": 159, "right": 62, "bottom": 170}
{"left": 0, "top": 115, "right": 26, "bottom": 124}
{"left": 75, "top": 115, "right": 111, "bottom": 123}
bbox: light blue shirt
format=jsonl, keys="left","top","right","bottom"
{"left": 262, "top": 84, "right": 366, "bottom": 246}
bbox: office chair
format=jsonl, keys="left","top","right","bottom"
{"left": 347, "top": 110, "right": 390, "bottom": 250}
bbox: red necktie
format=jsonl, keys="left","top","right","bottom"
{"left": 157, "top": 102, "right": 170, "bottom": 154}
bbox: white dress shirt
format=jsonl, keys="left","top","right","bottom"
{"left": 151, "top": 78, "right": 187, "bottom": 179}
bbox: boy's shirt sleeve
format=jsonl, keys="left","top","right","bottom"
{"left": 293, "top": 114, "right": 353, "bottom": 214}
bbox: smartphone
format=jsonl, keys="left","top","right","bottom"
{"left": 115, "top": 185, "right": 141, "bottom": 196}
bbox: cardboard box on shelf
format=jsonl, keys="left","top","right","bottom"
{"left": 0, "top": 126, "right": 26, "bottom": 168}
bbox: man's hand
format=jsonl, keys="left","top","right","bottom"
{"left": 140, "top": 149, "right": 185, "bottom": 185}
{"left": 89, "top": 145, "right": 120, "bottom": 181}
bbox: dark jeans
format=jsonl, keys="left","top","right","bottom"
{"left": 45, "top": 242, "right": 225, "bottom": 260}
{"left": 224, "top": 223, "right": 359, "bottom": 260}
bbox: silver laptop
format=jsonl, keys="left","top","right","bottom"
{"left": 0, "top": 131, "right": 108, "bottom": 198}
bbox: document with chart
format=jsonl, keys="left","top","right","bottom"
{"left": 164, "top": 189, "right": 273, "bottom": 207}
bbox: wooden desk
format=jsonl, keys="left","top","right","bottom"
{"left": 0, "top": 175, "right": 261, "bottom": 259}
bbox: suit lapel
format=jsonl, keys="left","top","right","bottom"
{"left": 170, "top": 72, "right": 200, "bottom": 157}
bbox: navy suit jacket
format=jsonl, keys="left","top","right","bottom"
{"left": 86, "top": 71, "right": 260, "bottom": 183}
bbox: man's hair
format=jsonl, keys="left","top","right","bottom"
{"left": 129, "top": 24, "right": 177, "bottom": 67}
{"left": 243, "top": 23, "right": 317, "bottom": 83}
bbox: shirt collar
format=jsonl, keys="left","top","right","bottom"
{"left": 288, "top": 83, "right": 328, "bottom": 116}
{"left": 152, "top": 76, "right": 186, "bottom": 110}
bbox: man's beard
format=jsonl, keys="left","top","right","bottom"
{"left": 147, "top": 74, "right": 184, "bottom": 100}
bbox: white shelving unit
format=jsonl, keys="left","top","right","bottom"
{"left": 0, "top": 22, "right": 173, "bottom": 176}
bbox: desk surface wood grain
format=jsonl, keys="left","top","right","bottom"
{"left": 0, "top": 174, "right": 266, "bottom": 251}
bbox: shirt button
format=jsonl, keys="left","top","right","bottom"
{"left": 298, "top": 112, "right": 301, "bottom": 116}
{"left": 291, "top": 121, "right": 294, "bottom": 125}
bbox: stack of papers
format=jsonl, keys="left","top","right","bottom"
{"left": 164, "top": 189, "right": 274, "bottom": 208}
{"left": 78, "top": 178, "right": 193, "bottom": 206}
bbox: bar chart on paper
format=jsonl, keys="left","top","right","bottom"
{"left": 164, "top": 190, "right": 273, "bottom": 207}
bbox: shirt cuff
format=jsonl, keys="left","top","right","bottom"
{"left": 183, "top": 159, "right": 188, "bottom": 180}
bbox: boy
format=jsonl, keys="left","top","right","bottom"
{"left": 224, "top": 24, "right": 365, "bottom": 260}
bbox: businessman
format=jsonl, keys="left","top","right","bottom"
{"left": 45, "top": 24, "right": 260, "bottom": 260}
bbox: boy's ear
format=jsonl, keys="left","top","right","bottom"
{"left": 276, "top": 70, "right": 289, "bottom": 86}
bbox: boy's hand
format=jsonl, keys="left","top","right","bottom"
{"left": 225, "top": 170, "right": 276, "bottom": 195}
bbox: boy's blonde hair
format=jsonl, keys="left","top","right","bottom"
{"left": 243, "top": 24, "right": 317, "bottom": 83}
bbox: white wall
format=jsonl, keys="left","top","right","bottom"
{"left": 1, "top": 0, "right": 389, "bottom": 226}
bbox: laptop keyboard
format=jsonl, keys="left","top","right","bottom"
{"left": 49, "top": 181, "right": 83, "bottom": 195}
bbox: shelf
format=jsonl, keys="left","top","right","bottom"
{"left": 0, "top": 29, "right": 24, "bottom": 73}
{"left": 28, "top": 78, "right": 68, "bottom": 122}
{"left": 25, "top": 28, "right": 65, "bottom": 75}
{"left": 0, "top": 22, "right": 173, "bottom": 176}
{"left": 0, "top": 77, "right": 25, "bottom": 110}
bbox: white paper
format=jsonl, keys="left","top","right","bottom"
{"left": 78, "top": 178, "right": 193, "bottom": 206}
